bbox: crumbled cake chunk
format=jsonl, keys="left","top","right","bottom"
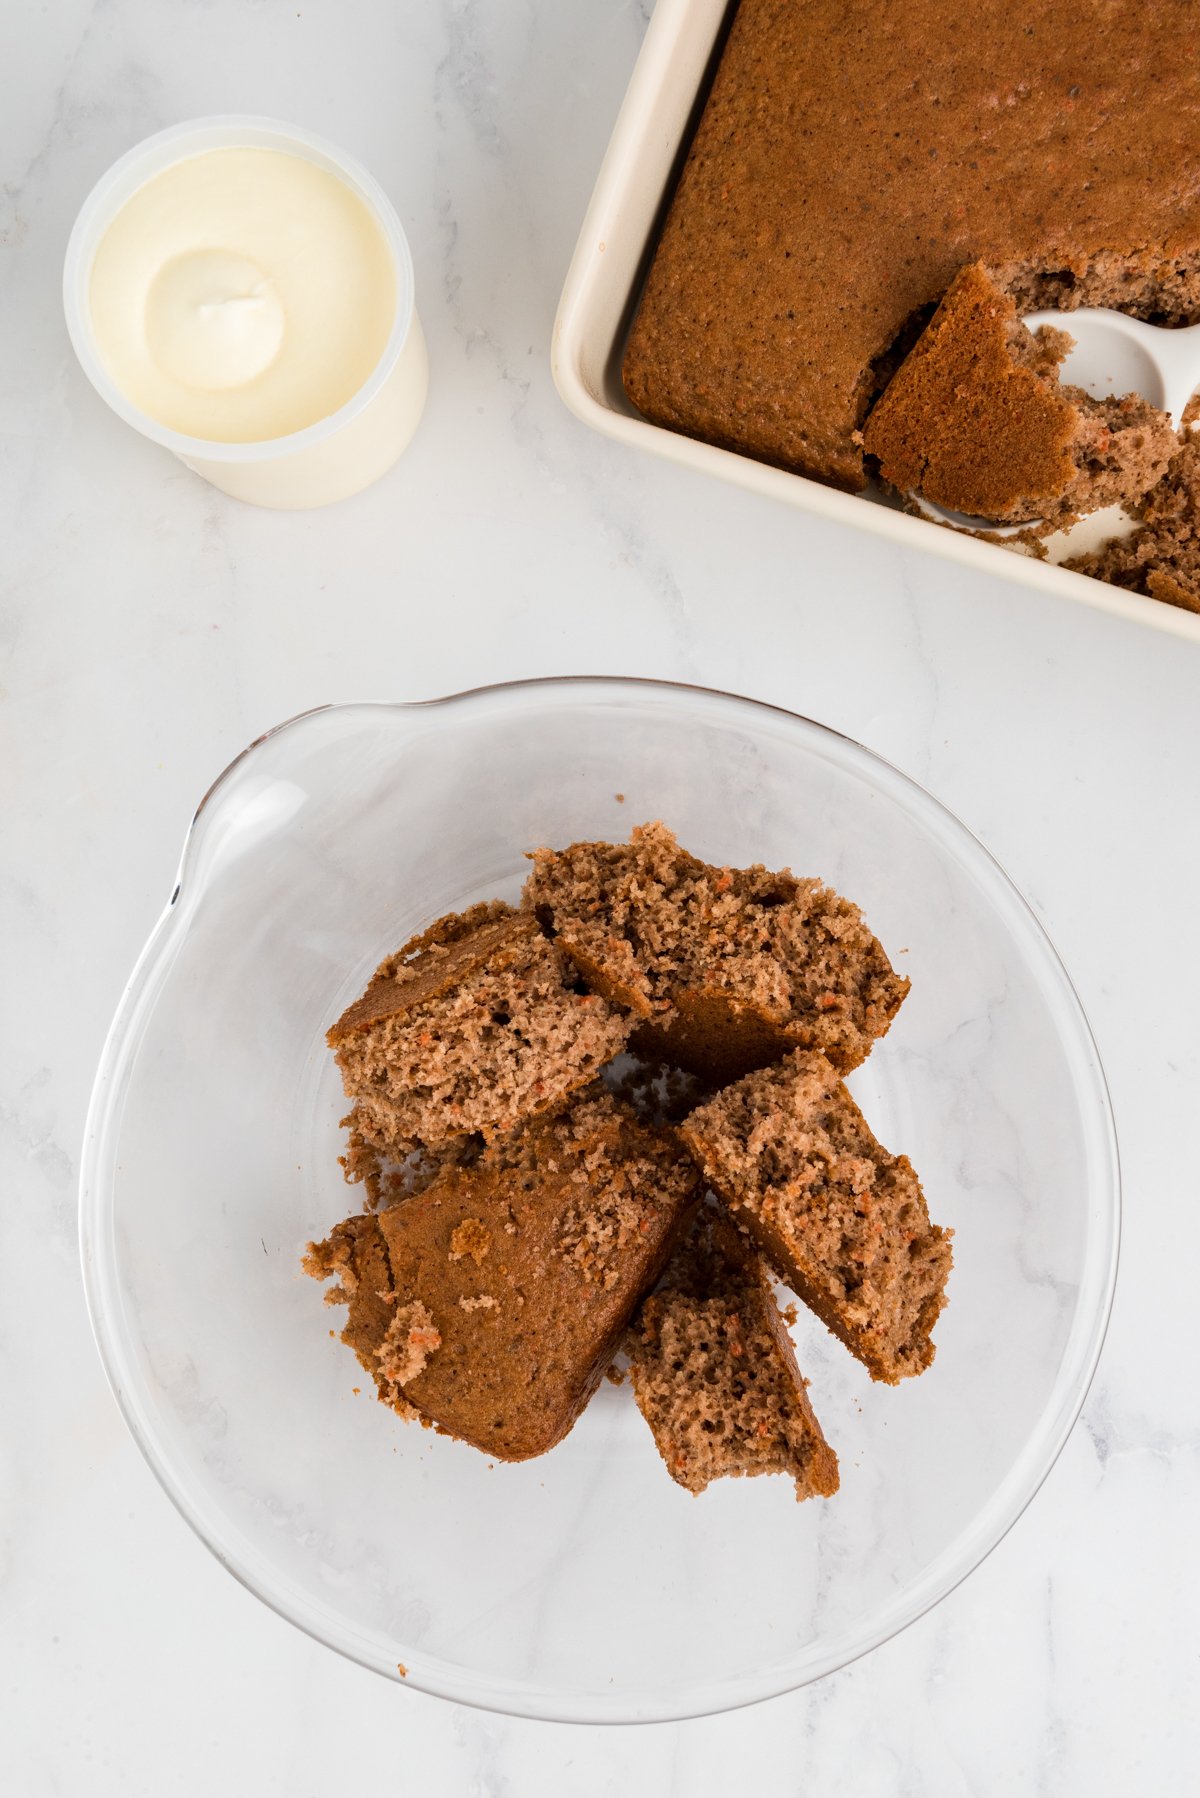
{"left": 523, "top": 822, "right": 908, "bottom": 1081}
{"left": 377, "top": 1302, "right": 441, "bottom": 1395}
{"left": 449, "top": 1217, "right": 491, "bottom": 1264}
{"left": 623, "top": 0, "right": 1200, "bottom": 493}
{"left": 864, "top": 263, "right": 1177, "bottom": 527}
{"left": 627, "top": 1209, "right": 839, "bottom": 1499}
{"left": 1064, "top": 431, "right": 1200, "bottom": 612}
{"left": 679, "top": 1052, "right": 952, "bottom": 1383}
{"left": 327, "top": 905, "right": 631, "bottom": 1154}
{"left": 305, "top": 1091, "right": 700, "bottom": 1459}
{"left": 303, "top": 1219, "right": 423, "bottom": 1424}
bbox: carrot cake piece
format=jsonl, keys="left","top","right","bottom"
{"left": 523, "top": 822, "right": 908, "bottom": 1083}
{"left": 627, "top": 1209, "right": 839, "bottom": 1500}
{"left": 863, "top": 262, "right": 1176, "bottom": 526}
{"left": 327, "top": 903, "right": 631, "bottom": 1155}
{"left": 679, "top": 1051, "right": 952, "bottom": 1383}
{"left": 304, "top": 1091, "right": 700, "bottom": 1459}
{"left": 623, "top": 0, "right": 1200, "bottom": 493}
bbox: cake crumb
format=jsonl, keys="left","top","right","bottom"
{"left": 449, "top": 1218, "right": 491, "bottom": 1264}
{"left": 559, "top": 1194, "right": 642, "bottom": 1289}
{"left": 377, "top": 1300, "right": 441, "bottom": 1388}
{"left": 396, "top": 1662, "right": 408, "bottom": 1678}
{"left": 303, "top": 1237, "right": 358, "bottom": 1293}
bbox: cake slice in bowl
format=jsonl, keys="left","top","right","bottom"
{"left": 680, "top": 1052, "right": 952, "bottom": 1383}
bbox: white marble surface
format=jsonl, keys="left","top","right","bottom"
{"left": 3, "top": 0, "right": 1198, "bottom": 1789}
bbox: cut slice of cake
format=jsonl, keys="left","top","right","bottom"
{"left": 523, "top": 822, "right": 908, "bottom": 1084}
{"left": 304, "top": 1091, "right": 701, "bottom": 1459}
{"left": 679, "top": 1052, "right": 952, "bottom": 1383}
{"left": 327, "top": 903, "right": 632, "bottom": 1154}
{"left": 622, "top": 0, "right": 1200, "bottom": 497}
{"left": 863, "top": 262, "right": 1177, "bottom": 528}
{"left": 627, "top": 1209, "right": 839, "bottom": 1500}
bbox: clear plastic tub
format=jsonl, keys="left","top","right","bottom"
{"left": 63, "top": 117, "right": 427, "bottom": 509}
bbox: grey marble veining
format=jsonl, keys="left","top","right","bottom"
{"left": 3, "top": 0, "right": 1199, "bottom": 1791}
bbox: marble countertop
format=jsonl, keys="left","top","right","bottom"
{"left": 3, "top": 1, "right": 1198, "bottom": 1790}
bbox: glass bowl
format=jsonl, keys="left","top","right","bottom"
{"left": 79, "top": 679, "right": 1119, "bottom": 1722}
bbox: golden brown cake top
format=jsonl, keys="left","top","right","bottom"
{"left": 623, "top": 0, "right": 1200, "bottom": 490}
{"left": 327, "top": 910, "right": 535, "bottom": 1042}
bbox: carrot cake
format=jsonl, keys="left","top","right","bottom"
{"left": 306, "top": 824, "right": 951, "bottom": 1495}
{"left": 623, "top": 0, "right": 1200, "bottom": 493}
{"left": 523, "top": 821, "right": 908, "bottom": 1082}
{"left": 679, "top": 1051, "right": 952, "bottom": 1383}
{"left": 863, "top": 262, "right": 1176, "bottom": 527}
{"left": 627, "top": 1208, "right": 839, "bottom": 1499}
{"left": 327, "top": 903, "right": 631, "bottom": 1155}
{"left": 305, "top": 1091, "right": 700, "bottom": 1459}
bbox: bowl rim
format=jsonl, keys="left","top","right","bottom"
{"left": 78, "top": 675, "right": 1121, "bottom": 1723}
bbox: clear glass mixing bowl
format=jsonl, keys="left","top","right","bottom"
{"left": 79, "top": 679, "right": 1119, "bottom": 1722}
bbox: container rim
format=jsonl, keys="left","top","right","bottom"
{"left": 62, "top": 114, "right": 416, "bottom": 463}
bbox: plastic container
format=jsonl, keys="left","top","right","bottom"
{"left": 63, "top": 117, "right": 427, "bottom": 509}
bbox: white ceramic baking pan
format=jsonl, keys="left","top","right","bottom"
{"left": 552, "top": 0, "right": 1200, "bottom": 644}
